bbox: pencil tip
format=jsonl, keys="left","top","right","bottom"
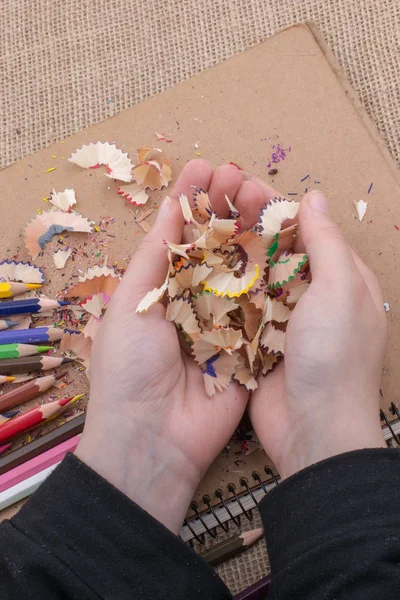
{"left": 59, "top": 301, "right": 70, "bottom": 307}
{"left": 55, "top": 371, "right": 68, "bottom": 380}
{"left": 26, "top": 284, "right": 43, "bottom": 290}
{"left": 242, "top": 528, "right": 264, "bottom": 546}
{"left": 58, "top": 394, "right": 83, "bottom": 407}
{"left": 61, "top": 357, "right": 74, "bottom": 364}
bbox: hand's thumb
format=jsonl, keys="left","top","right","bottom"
{"left": 299, "top": 190, "right": 355, "bottom": 281}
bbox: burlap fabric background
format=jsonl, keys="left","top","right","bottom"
{"left": 1, "top": 0, "right": 400, "bottom": 594}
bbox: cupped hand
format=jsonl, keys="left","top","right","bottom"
{"left": 250, "top": 190, "right": 387, "bottom": 479}
{"left": 76, "top": 160, "right": 276, "bottom": 533}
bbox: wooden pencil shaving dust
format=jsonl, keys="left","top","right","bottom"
{"left": 137, "top": 192, "right": 310, "bottom": 396}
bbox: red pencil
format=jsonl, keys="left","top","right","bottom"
{"left": 0, "top": 443, "right": 11, "bottom": 456}
{"left": 0, "top": 395, "right": 83, "bottom": 444}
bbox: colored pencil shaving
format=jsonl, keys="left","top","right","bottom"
{"left": 0, "top": 395, "right": 83, "bottom": 443}
{"left": 0, "top": 282, "right": 42, "bottom": 299}
{"left": 136, "top": 193, "right": 307, "bottom": 396}
{"left": 0, "top": 373, "right": 67, "bottom": 412}
{"left": 0, "top": 344, "right": 52, "bottom": 360}
{"left": 0, "top": 298, "right": 69, "bottom": 317}
{"left": 0, "top": 413, "right": 85, "bottom": 475}
{"left": 0, "top": 320, "right": 18, "bottom": 331}
{"left": 0, "top": 327, "right": 71, "bottom": 345}
{"left": 0, "top": 356, "right": 72, "bottom": 375}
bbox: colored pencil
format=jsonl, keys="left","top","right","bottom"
{"left": 1, "top": 411, "right": 19, "bottom": 419}
{"left": 0, "top": 443, "right": 12, "bottom": 457}
{"left": 0, "top": 327, "right": 72, "bottom": 345}
{"left": 0, "top": 356, "right": 72, "bottom": 375}
{"left": 0, "top": 462, "right": 59, "bottom": 511}
{"left": 0, "top": 376, "right": 15, "bottom": 384}
{"left": 0, "top": 319, "right": 18, "bottom": 331}
{"left": 0, "top": 343, "right": 52, "bottom": 360}
{"left": 0, "top": 413, "right": 85, "bottom": 475}
{"left": 0, "top": 282, "right": 42, "bottom": 299}
{"left": 233, "top": 575, "right": 271, "bottom": 600}
{"left": 0, "top": 411, "right": 19, "bottom": 426}
{"left": 0, "top": 435, "right": 80, "bottom": 493}
{"left": 0, "top": 394, "right": 83, "bottom": 444}
{"left": 0, "top": 373, "right": 67, "bottom": 413}
{"left": 0, "top": 298, "right": 69, "bottom": 317}
{"left": 199, "top": 529, "right": 263, "bottom": 566}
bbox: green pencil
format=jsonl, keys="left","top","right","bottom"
{"left": 0, "top": 343, "right": 53, "bottom": 360}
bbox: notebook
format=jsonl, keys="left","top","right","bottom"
{"left": 1, "top": 23, "right": 400, "bottom": 533}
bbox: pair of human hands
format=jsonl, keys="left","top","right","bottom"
{"left": 76, "top": 160, "right": 387, "bottom": 534}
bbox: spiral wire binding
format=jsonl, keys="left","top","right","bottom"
{"left": 181, "top": 466, "right": 280, "bottom": 543}
{"left": 179, "top": 404, "right": 400, "bottom": 544}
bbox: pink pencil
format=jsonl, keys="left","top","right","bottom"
{"left": 0, "top": 435, "right": 80, "bottom": 493}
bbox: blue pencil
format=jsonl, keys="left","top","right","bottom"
{"left": 0, "top": 298, "right": 69, "bottom": 317}
{"left": 0, "top": 327, "right": 75, "bottom": 345}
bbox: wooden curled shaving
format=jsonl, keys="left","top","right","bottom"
{"left": 69, "top": 142, "right": 133, "bottom": 182}
{"left": 0, "top": 261, "right": 45, "bottom": 284}
{"left": 136, "top": 191, "right": 309, "bottom": 395}
{"left": 50, "top": 189, "right": 77, "bottom": 212}
{"left": 25, "top": 209, "right": 94, "bottom": 259}
{"left": 64, "top": 263, "right": 120, "bottom": 298}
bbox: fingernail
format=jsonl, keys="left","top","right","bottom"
{"left": 156, "top": 196, "right": 172, "bottom": 221}
{"left": 308, "top": 190, "right": 329, "bottom": 214}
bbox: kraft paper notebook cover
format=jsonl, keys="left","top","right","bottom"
{"left": 1, "top": 23, "right": 400, "bottom": 525}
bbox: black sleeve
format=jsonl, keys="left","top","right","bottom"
{"left": 0, "top": 453, "right": 231, "bottom": 600}
{"left": 260, "top": 448, "right": 400, "bottom": 599}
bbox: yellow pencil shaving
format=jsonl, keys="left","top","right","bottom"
{"left": 93, "top": 225, "right": 100, "bottom": 232}
{"left": 46, "top": 167, "right": 56, "bottom": 173}
{"left": 42, "top": 197, "right": 49, "bottom": 202}
{"left": 51, "top": 155, "right": 57, "bottom": 158}
{"left": 36, "top": 208, "right": 42, "bottom": 215}
{"left": 26, "top": 283, "right": 43, "bottom": 290}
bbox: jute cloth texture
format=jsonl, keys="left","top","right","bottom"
{"left": 1, "top": 0, "right": 400, "bottom": 594}
{"left": 1, "top": 0, "right": 400, "bottom": 170}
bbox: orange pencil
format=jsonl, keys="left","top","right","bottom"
{"left": 0, "top": 395, "right": 84, "bottom": 444}
{"left": 0, "top": 376, "right": 15, "bottom": 385}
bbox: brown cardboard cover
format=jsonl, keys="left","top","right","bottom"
{"left": 1, "top": 24, "right": 399, "bottom": 513}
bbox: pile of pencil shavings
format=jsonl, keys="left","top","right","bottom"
{"left": 137, "top": 192, "right": 310, "bottom": 396}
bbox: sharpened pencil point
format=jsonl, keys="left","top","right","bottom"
{"left": 61, "top": 357, "right": 74, "bottom": 364}
{"left": 241, "top": 528, "right": 264, "bottom": 546}
{"left": 55, "top": 372, "right": 68, "bottom": 380}
{"left": 26, "top": 284, "right": 43, "bottom": 290}
{"left": 58, "top": 394, "right": 84, "bottom": 407}
{"left": 37, "top": 346, "right": 53, "bottom": 353}
{"left": 58, "top": 301, "right": 70, "bottom": 307}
